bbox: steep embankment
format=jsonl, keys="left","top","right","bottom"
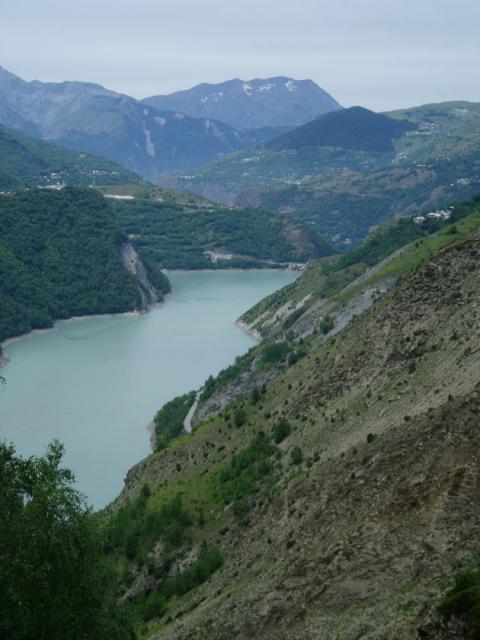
{"left": 104, "top": 201, "right": 480, "bottom": 639}
{"left": 0, "top": 187, "right": 169, "bottom": 343}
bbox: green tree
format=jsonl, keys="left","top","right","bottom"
{"left": 290, "top": 446, "right": 304, "bottom": 465}
{"left": 234, "top": 407, "right": 247, "bottom": 428}
{"left": 250, "top": 387, "right": 261, "bottom": 405}
{"left": 273, "top": 418, "right": 292, "bottom": 444}
{"left": 0, "top": 440, "right": 134, "bottom": 640}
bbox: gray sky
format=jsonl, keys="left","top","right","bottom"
{"left": 1, "top": 0, "right": 479, "bottom": 110}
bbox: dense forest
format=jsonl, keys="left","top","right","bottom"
{"left": 0, "top": 123, "right": 139, "bottom": 191}
{"left": 114, "top": 199, "right": 332, "bottom": 269}
{"left": 267, "top": 106, "right": 414, "bottom": 152}
{"left": 0, "top": 188, "right": 155, "bottom": 342}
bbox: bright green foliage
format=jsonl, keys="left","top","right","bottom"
{"left": 0, "top": 441, "right": 134, "bottom": 640}
{"left": 154, "top": 391, "right": 196, "bottom": 450}
{"left": 0, "top": 187, "right": 150, "bottom": 341}
{"left": 439, "top": 560, "right": 480, "bottom": 638}
{"left": 104, "top": 493, "right": 192, "bottom": 563}
{"left": 217, "top": 432, "right": 278, "bottom": 519}
{"left": 273, "top": 418, "right": 292, "bottom": 444}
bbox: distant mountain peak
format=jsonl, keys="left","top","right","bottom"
{"left": 143, "top": 76, "right": 341, "bottom": 129}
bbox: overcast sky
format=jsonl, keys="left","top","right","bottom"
{"left": 1, "top": 0, "right": 479, "bottom": 110}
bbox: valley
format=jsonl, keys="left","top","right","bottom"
{"left": 1, "top": 56, "right": 480, "bottom": 640}
{"left": 103, "top": 196, "right": 480, "bottom": 639}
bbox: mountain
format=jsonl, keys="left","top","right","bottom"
{"left": 143, "top": 76, "right": 342, "bottom": 129}
{"left": 179, "top": 101, "right": 480, "bottom": 245}
{"left": 266, "top": 106, "right": 415, "bottom": 152}
{"left": 0, "top": 67, "right": 309, "bottom": 180}
{"left": 102, "top": 197, "right": 480, "bottom": 639}
{"left": 0, "top": 187, "right": 169, "bottom": 342}
{"left": 235, "top": 145, "right": 480, "bottom": 246}
{"left": 0, "top": 122, "right": 140, "bottom": 190}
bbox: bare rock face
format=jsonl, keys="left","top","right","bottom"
{"left": 119, "top": 242, "right": 157, "bottom": 309}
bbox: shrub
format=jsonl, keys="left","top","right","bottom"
{"left": 250, "top": 387, "right": 261, "bottom": 405}
{"left": 154, "top": 391, "right": 196, "bottom": 450}
{"left": 290, "top": 446, "right": 304, "bottom": 465}
{"left": 217, "top": 433, "right": 277, "bottom": 519}
{"left": 261, "top": 342, "right": 290, "bottom": 365}
{"left": 273, "top": 418, "right": 292, "bottom": 444}
{"left": 320, "top": 315, "right": 334, "bottom": 335}
{"left": 438, "top": 561, "right": 480, "bottom": 637}
{"left": 143, "top": 547, "right": 223, "bottom": 621}
{"left": 234, "top": 408, "right": 247, "bottom": 428}
{"left": 288, "top": 348, "right": 307, "bottom": 366}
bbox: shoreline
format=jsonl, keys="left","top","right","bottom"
{"left": 235, "top": 319, "right": 262, "bottom": 341}
{"left": 0, "top": 268, "right": 289, "bottom": 365}
{"left": 164, "top": 266, "right": 304, "bottom": 274}
{"left": 0, "top": 307, "right": 152, "bottom": 365}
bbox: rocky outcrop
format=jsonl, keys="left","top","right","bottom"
{"left": 119, "top": 242, "right": 157, "bottom": 309}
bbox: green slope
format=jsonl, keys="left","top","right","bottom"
{"left": 0, "top": 188, "right": 156, "bottom": 342}
{"left": 182, "top": 101, "right": 480, "bottom": 247}
{"left": 267, "top": 106, "right": 414, "bottom": 152}
{"left": 114, "top": 198, "right": 334, "bottom": 269}
{"left": 0, "top": 122, "right": 140, "bottom": 191}
{"left": 101, "top": 196, "right": 480, "bottom": 640}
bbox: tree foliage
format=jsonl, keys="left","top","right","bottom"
{"left": 114, "top": 198, "right": 332, "bottom": 269}
{"left": 0, "top": 187, "right": 147, "bottom": 341}
{"left": 0, "top": 440, "right": 134, "bottom": 640}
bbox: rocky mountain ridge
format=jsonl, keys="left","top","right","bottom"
{"left": 0, "top": 67, "right": 340, "bottom": 180}
{"left": 143, "top": 76, "right": 341, "bottom": 129}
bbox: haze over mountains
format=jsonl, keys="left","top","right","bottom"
{"left": 3, "top": 45, "right": 480, "bottom": 640}
{"left": 0, "top": 66, "right": 341, "bottom": 180}
{"left": 143, "top": 77, "right": 341, "bottom": 129}
{"left": 2, "top": 62, "right": 480, "bottom": 251}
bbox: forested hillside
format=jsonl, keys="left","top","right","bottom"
{"left": 0, "top": 123, "right": 139, "bottom": 190}
{"left": 114, "top": 198, "right": 333, "bottom": 269}
{"left": 0, "top": 188, "right": 166, "bottom": 342}
{"left": 267, "top": 106, "right": 414, "bottom": 152}
{"left": 182, "top": 101, "right": 480, "bottom": 246}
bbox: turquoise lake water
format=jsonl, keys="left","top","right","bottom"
{"left": 0, "top": 270, "right": 296, "bottom": 508}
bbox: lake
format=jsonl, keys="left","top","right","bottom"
{"left": 0, "top": 270, "right": 296, "bottom": 508}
